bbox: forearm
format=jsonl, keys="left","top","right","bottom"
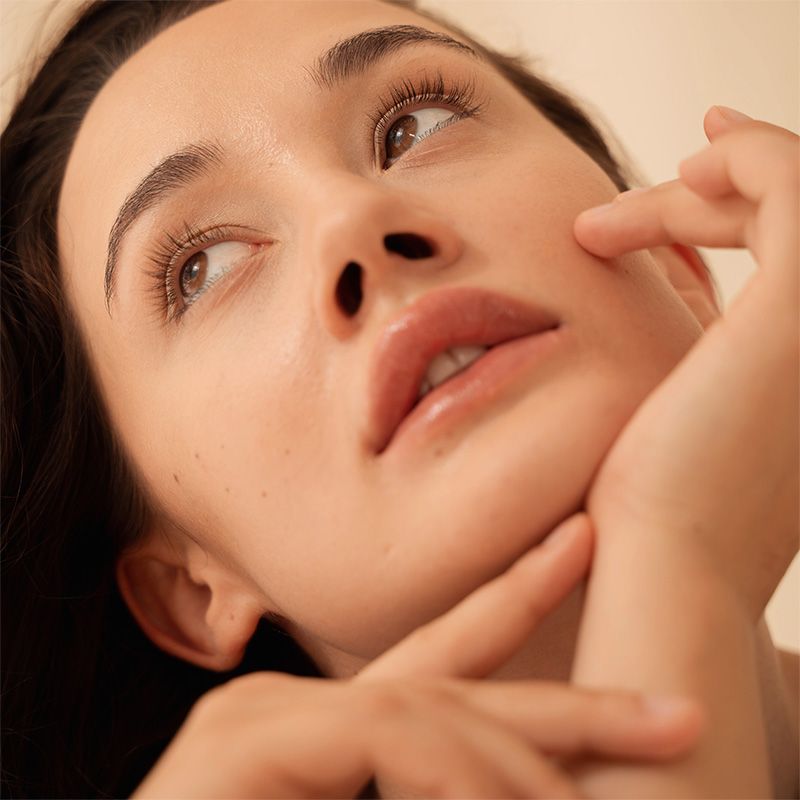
{"left": 570, "top": 528, "right": 771, "bottom": 798}
{"left": 754, "top": 625, "right": 800, "bottom": 798}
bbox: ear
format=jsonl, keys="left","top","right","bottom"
{"left": 651, "top": 243, "right": 722, "bottom": 329}
{"left": 116, "top": 520, "right": 265, "bottom": 672}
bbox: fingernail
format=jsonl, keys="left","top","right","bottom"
{"left": 613, "top": 187, "right": 649, "bottom": 203}
{"left": 714, "top": 105, "right": 752, "bottom": 123}
{"left": 643, "top": 694, "right": 696, "bottom": 718}
{"left": 542, "top": 514, "right": 586, "bottom": 550}
{"left": 579, "top": 202, "right": 615, "bottom": 219}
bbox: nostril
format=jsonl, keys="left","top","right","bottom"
{"left": 384, "top": 233, "right": 435, "bottom": 260}
{"left": 336, "top": 261, "right": 363, "bottom": 317}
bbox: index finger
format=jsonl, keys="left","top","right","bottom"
{"left": 356, "top": 513, "right": 593, "bottom": 683}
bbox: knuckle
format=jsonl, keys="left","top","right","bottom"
{"left": 409, "top": 678, "right": 460, "bottom": 709}
{"left": 359, "top": 678, "right": 458, "bottom": 726}
{"left": 188, "top": 683, "right": 230, "bottom": 723}
{"left": 224, "top": 670, "right": 293, "bottom": 698}
{"left": 191, "top": 672, "right": 292, "bottom": 718}
{"left": 359, "top": 681, "right": 411, "bottom": 722}
{"left": 592, "top": 689, "right": 643, "bottom": 718}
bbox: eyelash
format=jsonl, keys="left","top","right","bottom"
{"left": 144, "top": 221, "right": 254, "bottom": 323}
{"left": 369, "top": 71, "right": 485, "bottom": 167}
{"left": 147, "top": 71, "right": 485, "bottom": 323}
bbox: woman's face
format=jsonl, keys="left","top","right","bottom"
{"left": 58, "top": 0, "right": 710, "bottom": 674}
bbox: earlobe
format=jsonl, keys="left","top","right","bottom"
{"left": 115, "top": 529, "right": 264, "bottom": 672}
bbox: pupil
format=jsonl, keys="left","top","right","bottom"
{"left": 181, "top": 252, "right": 207, "bottom": 297}
{"left": 387, "top": 115, "right": 418, "bottom": 159}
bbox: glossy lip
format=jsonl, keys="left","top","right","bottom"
{"left": 387, "top": 326, "right": 565, "bottom": 459}
{"left": 366, "top": 286, "right": 561, "bottom": 456}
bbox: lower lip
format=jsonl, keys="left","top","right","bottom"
{"left": 382, "top": 324, "right": 567, "bottom": 459}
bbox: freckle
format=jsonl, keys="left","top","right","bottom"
{"left": 220, "top": 443, "right": 225, "bottom": 450}
{"left": 434, "top": 448, "right": 443, "bottom": 457}
{"left": 229, "top": 613, "right": 234, "bottom": 621}
{"left": 225, "top": 487, "right": 230, "bottom": 494}
{"left": 173, "top": 473, "right": 180, "bottom": 484}
{"left": 261, "top": 490, "right": 267, "bottom": 498}
{"left": 284, "top": 448, "right": 290, "bottom": 456}
{"left": 194, "top": 452, "right": 200, "bottom": 460}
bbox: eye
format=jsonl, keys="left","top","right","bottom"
{"left": 178, "top": 240, "right": 255, "bottom": 306}
{"left": 383, "top": 107, "right": 459, "bottom": 166}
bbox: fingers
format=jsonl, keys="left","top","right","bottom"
{"left": 574, "top": 180, "right": 751, "bottom": 257}
{"left": 573, "top": 111, "right": 798, "bottom": 287}
{"left": 440, "top": 679, "right": 706, "bottom": 761}
{"left": 365, "top": 691, "right": 584, "bottom": 799}
{"left": 355, "top": 676, "right": 703, "bottom": 798}
{"left": 703, "top": 105, "right": 753, "bottom": 142}
{"left": 681, "top": 117, "right": 799, "bottom": 204}
{"left": 357, "top": 513, "right": 593, "bottom": 682}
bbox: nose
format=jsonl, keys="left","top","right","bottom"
{"left": 309, "top": 177, "right": 464, "bottom": 339}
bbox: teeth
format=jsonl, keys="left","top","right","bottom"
{"left": 417, "top": 345, "right": 488, "bottom": 400}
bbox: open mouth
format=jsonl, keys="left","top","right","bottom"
{"left": 383, "top": 326, "right": 562, "bottom": 456}
{"left": 414, "top": 343, "right": 492, "bottom": 404}
{"left": 366, "top": 286, "right": 562, "bottom": 457}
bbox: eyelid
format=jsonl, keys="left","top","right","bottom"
{"left": 369, "top": 71, "right": 486, "bottom": 169}
{"left": 180, "top": 239, "right": 260, "bottom": 309}
{"left": 144, "top": 222, "right": 267, "bottom": 324}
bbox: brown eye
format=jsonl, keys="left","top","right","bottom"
{"left": 386, "top": 114, "right": 420, "bottom": 160}
{"left": 180, "top": 252, "right": 208, "bottom": 298}
{"left": 176, "top": 241, "right": 256, "bottom": 306}
{"left": 383, "top": 107, "right": 458, "bottom": 165}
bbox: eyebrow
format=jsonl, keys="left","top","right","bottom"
{"left": 103, "top": 25, "right": 480, "bottom": 311}
{"left": 104, "top": 140, "right": 224, "bottom": 310}
{"left": 310, "top": 23, "right": 479, "bottom": 89}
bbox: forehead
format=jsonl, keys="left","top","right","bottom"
{"left": 57, "top": 0, "right": 460, "bottom": 315}
{"left": 66, "top": 0, "right": 437, "bottom": 157}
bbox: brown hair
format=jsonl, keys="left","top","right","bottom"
{"left": 1, "top": 1, "right": 669, "bottom": 796}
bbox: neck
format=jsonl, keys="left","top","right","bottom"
{"left": 291, "top": 581, "right": 586, "bottom": 683}
{"left": 288, "top": 589, "right": 797, "bottom": 799}
{"left": 289, "top": 583, "right": 586, "bottom": 799}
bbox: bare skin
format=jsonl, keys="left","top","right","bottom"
{"left": 571, "top": 107, "right": 799, "bottom": 797}
{"left": 132, "top": 514, "right": 705, "bottom": 799}
{"left": 59, "top": 0, "right": 712, "bottom": 677}
{"left": 54, "top": 1, "right": 798, "bottom": 796}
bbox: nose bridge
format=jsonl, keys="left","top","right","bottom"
{"left": 307, "top": 174, "right": 463, "bottom": 339}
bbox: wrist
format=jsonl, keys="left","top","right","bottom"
{"left": 590, "top": 513, "right": 788, "bottom": 628}
{"left": 571, "top": 520, "right": 771, "bottom": 798}
{"left": 590, "top": 513, "right": 756, "bottom": 623}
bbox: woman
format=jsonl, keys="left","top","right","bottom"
{"left": 2, "top": 0, "right": 797, "bottom": 797}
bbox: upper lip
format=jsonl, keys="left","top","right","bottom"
{"left": 366, "top": 286, "right": 561, "bottom": 455}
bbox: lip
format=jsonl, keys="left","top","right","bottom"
{"left": 366, "top": 286, "right": 561, "bottom": 456}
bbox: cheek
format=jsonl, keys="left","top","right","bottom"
{"left": 455, "top": 143, "right": 614, "bottom": 279}
{"left": 109, "top": 317, "right": 324, "bottom": 521}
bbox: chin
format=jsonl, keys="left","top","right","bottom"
{"left": 329, "top": 361, "right": 656, "bottom": 659}
{"left": 359, "top": 375, "right": 627, "bottom": 642}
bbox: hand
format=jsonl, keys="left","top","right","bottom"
{"left": 132, "top": 515, "right": 703, "bottom": 799}
{"left": 573, "top": 105, "right": 799, "bottom": 618}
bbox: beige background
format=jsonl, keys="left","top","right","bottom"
{"left": 2, "top": 0, "right": 798, "bottom": 650}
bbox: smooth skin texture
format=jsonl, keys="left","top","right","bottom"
{"left": 577, "top": 106, "right": 798, "bottom": 618}
{"left": 570, "top": 107, "right": 799, "bottom": 797}
{"left": 59, "top": 0, "right": 713, "bottom": 679}
{"left": 53, "top": 0, "right": 798, "bottom": 796}
{"left": 132, "top": 514, "right": 704, "bottom": 799}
